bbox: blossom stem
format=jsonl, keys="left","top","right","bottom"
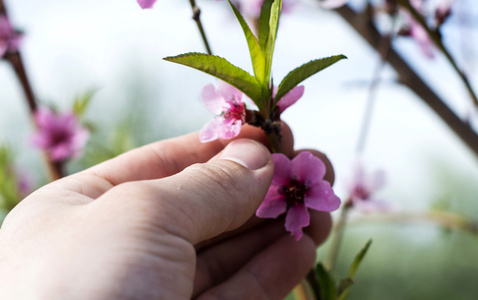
{"left": 266, "top": 132, "right": 281, "bottom": 153}
{"left": 324, "top": 203, "right": 350, "bottom": 272}
{"left": 1, "top": 1, "right": 63, "bottom": 181}
{"left": 188, "top": 0, "right": 212, "bottom": 55}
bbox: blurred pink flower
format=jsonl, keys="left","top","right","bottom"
{"left": 400, "top": 0, "right": 435, "bottom": 58}
{"left": 200, "top": 81, "right": 247, "bottom": 143}
{"left": 230, "top": 0, "right": 297, "bottom": 20}
{"left": 137, "top": 0, "right": 157, "bottom": 9}
{"left": 435, "top": 0, "right": 455, "bottom": 26}
{"left": 256, "top": 152, "right": 341, "bottom": 240}
{"left": 16, "top": 171, "right": 33, "bottom": 199}
{"left": 346, "top": 159, "right": 391, "bottom": 213}
{"left": 0, "top": 15, "right": 22, "bottom": 58}
{"left": 320, "top": 0, "right": 348, "bottom": 9}
{"left": 31, "top": 108, "right": 89, "bottom": 162}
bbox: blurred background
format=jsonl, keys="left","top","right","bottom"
{"left": 1, "top": 0, "right": 477, "bottom": 298}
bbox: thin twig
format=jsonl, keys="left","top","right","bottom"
{"left": 335, "top": 5, "right": 478, "bottom": 158}
{"left": 394, "top": 0, "right": 478, "bottom": 108}
{"left": 1, "top": 0, "right": 63, "bottom": 181}
{"left": 188, "top": 0, "right": 212, "bottom": 55}
{"left": 325, "top": 204, "right": 350, "bottom": 272}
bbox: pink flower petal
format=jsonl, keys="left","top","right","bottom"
{"left": 271, "top": 153, "right": 292, "bottom": 186}
{"left": 199, "top": 118, "right": 222, "bottom": 143}
{"left": 30, "top": 108, "right": 89, "bottom": 162}
{"left": 291, "top": 152, "right": 326, "bottom": 184}
{"left": 218, "top": 118, "right": 242, "bottom": 140}
{"left": 201, "top": 84, "right": 224, "bottom": 114}
{"left": 367, "top": 169, "right": 386, "bottom": 191}
{"left": 285, "top": 204, "right": 310, "bottom": 241}
{"left": 277, "top": 85, "right": 304, "bottom": 113}
{"left": 137, "top": 0, "right": 157, "bottom": 9}
{"left": 0, "top": 43, "right": 7, "bottom": 57}
{"left": 217, "top": 80, "right": 242, "bottom": 103}
{"left": 305, "top": 180, "right": 341, "bottom": 212}
{"left": 256, "top": 185, "right": 287, "bottom": 218}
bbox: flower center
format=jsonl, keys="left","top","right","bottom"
{"left": 222, "top": 101, "right": 245, "bottom": 122}
{"left": 283, "top": 179, "right": 308, "bottom": 209}
{"left": 353, "top": 185, "right": 370, "bottom": 200}
{"left": 50, "top": 128, "right": 70, "bottom": 146}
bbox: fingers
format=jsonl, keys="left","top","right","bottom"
{"left": 85, "top": 122, "right": 294, "bottom": 187}
{"left": 96, "top": 139, "right": 275, "bottom": 245}
{"left": 193, "top": 220, "right": 287, "bottom": 297}
{"left": 196, "top": 235, "right": 317, "bottom": 300}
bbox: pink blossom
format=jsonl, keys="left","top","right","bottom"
{"left": 256, "top": 152, "right": 341, "bottom": 240}
{"left": 346, "top": 159, "right": 392, "bottom": 213}
{"left": 275, "top": 85, "right": 304, "bottom": 113}
{"left": 31, "top": 108, "right": 89, "bottom": 162}
{"left": 137, "top": 0, "right": 157, "bottom": 9}
{"left": 409, "top": 18, "right": 434, "bottom": 58}
{"left": 401, "top": 0, "right": 435, "bottom": 58}
{"left": 16, "top": 171, "right": 33, "bottom": 199}
{"left": 230, "top": 0, "right": 296, "bottom": 20}
{"left": 200, "top": 81, "right": 247, "bottom": 143}
{"left": 435, "top": 0, "right": 454, "bottom": 26}
{"left": 0, "top": 16, "right": 22, "bottom": 58}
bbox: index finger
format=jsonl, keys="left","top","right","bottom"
{"left": 85, "top": 122, "right": 294, "bottom": 186}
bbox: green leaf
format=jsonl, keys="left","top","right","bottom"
{"left": 227, "top": 0, "right": 266, "bottom": 83}
{"left": 264, "top": 0, "right": 282, "bottom": 85}
{"left": 336, "top": 240, "right": 372, "bottom": 300}
{"left": 348, "top": 239, "right": 372, "bottom": 278}
{"left": 337, "top": 278, "right": 354, "bottom": 300}
{"left": 258, "top": 0, "right": 274, "bottom": 51}
{"left": 73, "top": 89, "right": 97, "bottom": 118}
{"left": 163, "top": 52, "right": 262, "bottom": 103}
{"left": 315, "top": 263, "right": 337, "bottom": 300}
{"left": 275, "top": 55, "right": 347, "bottom": 103}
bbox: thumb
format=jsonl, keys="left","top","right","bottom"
{"left": 113, "top": 139, "right": 275, "bottom": 245}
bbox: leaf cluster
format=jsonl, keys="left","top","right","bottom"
{"left": 164, "top": 0, "right": 346, "bottom": 116}
{"left": 314, "top": 240, "right": 372, "bottom": 300}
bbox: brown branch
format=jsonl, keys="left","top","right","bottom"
{"left": 335, "top": 5, "right": 478, "bottom": 157}
{"left": 1, "top": 0, "right": 63, "bottom": 180}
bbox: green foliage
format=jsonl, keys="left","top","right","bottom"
{"left": 83, "top": 124, "right": 138, "bottom": 166}
{"left": 164, "top": 0, "right": 345, "bottom": 117}
{"left": 228, "top": 0, "right": 266, "bottom": 83}
{"left": 275, "top": 55, "right": 347, "bottom": 103}
{"left": 73, "top": 89, "right": 96, "bottom": 118}
{"left": 316, "top": 263, "right": 337, "bottom": 300}
{"left": 163, "top": 52, "right": 262, "bottom": 104}
{"left": 263, "top": 0, "right": 282, "bottom": 87}
{"left": 258, "top": 0, "right": 274, "bottom": 51}
{"left": 0, "top": 145, "right": 21, "bottom": 212}
{"left": 336, "top": 239, "right": 372, "bottom": 300}
{"left": 315, "top": 240, "right": 372, "bottom": 300}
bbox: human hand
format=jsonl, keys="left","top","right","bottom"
{"left": 0, "top": 124, "right": 334, "bottom": 299}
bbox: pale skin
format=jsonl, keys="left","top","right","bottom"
{"left": 0, "top": 124, "right": 334, "bottom": 299}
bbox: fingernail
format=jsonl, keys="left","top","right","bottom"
{"left": 220, "top": 139, "right": 270, "bottom": 170}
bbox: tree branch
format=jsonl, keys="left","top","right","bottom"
{"left": 335, "top": 5, "right": 478, "bottom": 157}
